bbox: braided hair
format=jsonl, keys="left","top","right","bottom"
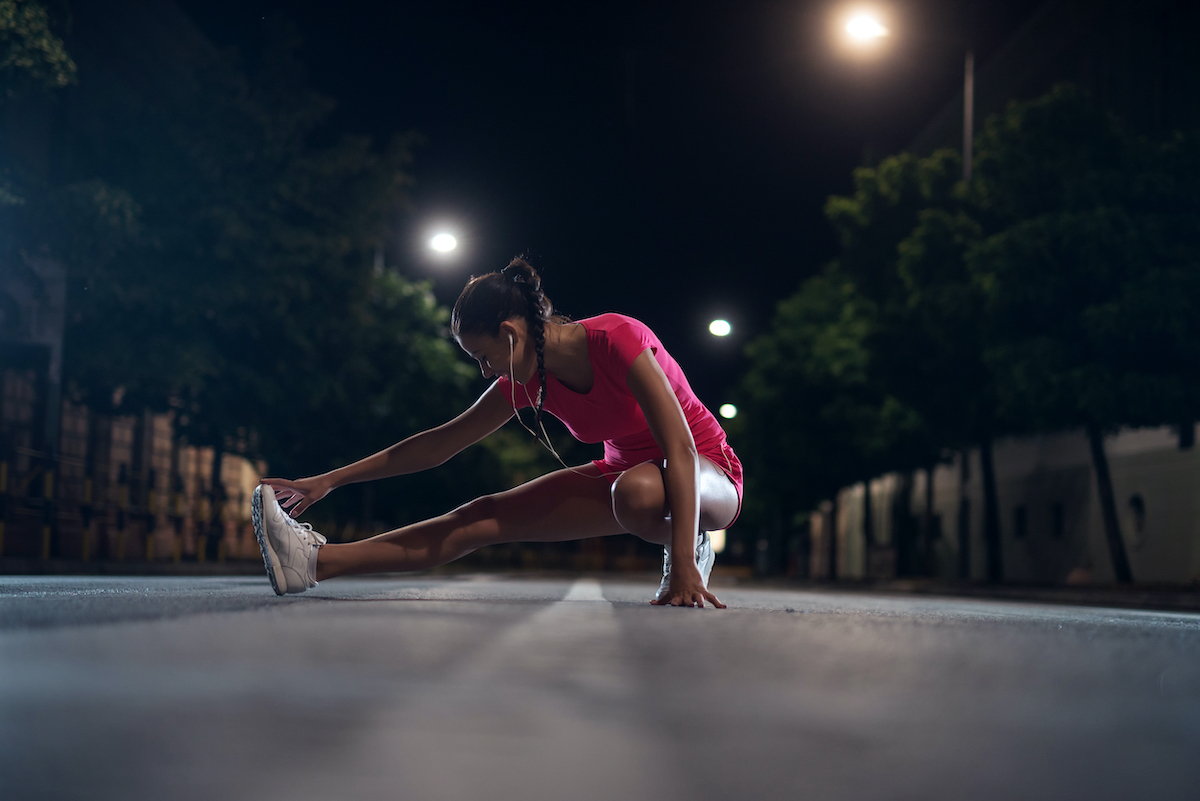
{"left": 451, "top": 257, "right": 564, "bottom": 438}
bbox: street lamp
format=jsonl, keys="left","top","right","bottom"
{"left": 834, "top": 6, "right": 891, "bottom": 56}
{"left": 844, "top": 12, "right": 888, "bottom": 44}
{"left": 709, "top": 319, "right": 732, "bottom": 337}
{"left": 429, "top": 233, "right": 458, "bottom": 253}
{"left": 839, "top": 6, "right": 974, "bottom": 182}
{"left": 719, "top": 404, "right": 738, "bottom": 419}
{"left": 710, "top": 528, "right": 727, "bottom": 554}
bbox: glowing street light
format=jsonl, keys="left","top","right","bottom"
{"left": 710, "top": 528, "right": 727, "bottom": 554}
{"left": 709, "top": 319, "right": 732, "bottom": 337}
{"left": 429, "top": 233, "right": 458, "bottom": 253}
{"left": 719, "top": 403, "right": 738, "bottom": 419}
{"left": 845, "top": 13, "right": 889, "bottom": 43}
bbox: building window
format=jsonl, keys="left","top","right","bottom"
{"left": 1013, "top": 506, "right": 1027, "bottom": 540}
{"left": 2, "top": 369, "right": 36, "bottom": 426}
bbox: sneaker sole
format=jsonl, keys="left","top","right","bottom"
{"left": 251, "top": 486, "right": 287, "bottom": 596}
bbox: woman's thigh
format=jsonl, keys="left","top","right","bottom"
{"left": 697, "top": 455, "right": 741, "bottom": 530}
{"left": 612, "top": 456, "right": 740, "bottom": 543}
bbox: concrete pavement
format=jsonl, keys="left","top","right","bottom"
{"left": 2, "top": 574, "right": 1198, "bottom": 800}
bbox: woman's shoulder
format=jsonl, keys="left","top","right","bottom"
{"left": 580, "top": 312, "right": 654, "bottom": 336}
{"left": 580, "top": 313, "right": 662, "bottom": 369}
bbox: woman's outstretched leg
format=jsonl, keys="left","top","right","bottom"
{"left": 315, "top": 464, "right": 622, "bottom": 581}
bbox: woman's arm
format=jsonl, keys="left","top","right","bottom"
{"left": 624, "top": 349, "right": 724, "bottom": 608}
{"left": 263, "top": 382, "right": 515, "bottom": 516}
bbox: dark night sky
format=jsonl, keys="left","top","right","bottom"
{"left": 175, "top": 0, "right": 1044, "bottom": 406}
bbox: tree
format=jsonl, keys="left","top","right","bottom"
{"left": 967, "top": 85, "right": 1200, "bottom": 582}
{"left": 735, "top": 264, "right": 925, "bottom": 576}
{"left": 823, "top": 150, "right": 1004, "bottom": 578}
{"left": 8, "top": 14, "right": 536, "bottom": 525}
{"left": 0, "top": 0, "right": 74, "bottom": 205}
{"left": 737, "top": 84, "right": 1200, "bottom": 584}
{"left": 0, "top": 0, "right": 75, "bottom": 101}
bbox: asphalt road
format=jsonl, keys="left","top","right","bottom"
{"left": 2, "top": 573, "right": 1198, "bottom": 801}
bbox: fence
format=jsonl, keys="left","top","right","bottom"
{"left": 1, "top": 366, "right": 264, "bottom": 565}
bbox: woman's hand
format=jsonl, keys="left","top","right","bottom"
{"left": 651, "top": 567, "right": 727, "bottom": 609}
{"left": 260, "top": 475, "right": 334, "bottom": 517}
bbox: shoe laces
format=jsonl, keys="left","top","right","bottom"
{"left": 283, "top": 516, "right": 315, "bottom": 538}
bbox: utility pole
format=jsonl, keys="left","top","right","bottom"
{"left": 963, "top": 50, "right": 975, "bottom": 181}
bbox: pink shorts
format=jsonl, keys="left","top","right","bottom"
{"left": 591, "top": 440, "right": 744, "bottom": 527}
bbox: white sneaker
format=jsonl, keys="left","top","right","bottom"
{"left": 654, "top": 530, "right": 714, "bottom": 601}
{"left": 252, "top": 484, "right": 326, "bottom": 596}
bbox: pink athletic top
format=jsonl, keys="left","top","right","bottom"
{"left": 495, "top": 313, "right": 743, "bottom": 502}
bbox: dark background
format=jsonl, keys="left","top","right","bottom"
{"left": 175, "top": 0, "right": 1044, "bottom": 405}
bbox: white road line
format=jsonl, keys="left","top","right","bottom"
{"left": 263, "top": 577, "right": 672, "bottom": 801}
{"left": 561, "top": 577, "right": 606, "bottom": 602}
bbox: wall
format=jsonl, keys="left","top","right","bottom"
{"left": 828, "top": 425, "right": 1200, "bottom": 585}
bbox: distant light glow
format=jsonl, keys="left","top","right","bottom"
{"left": 430, "top": 233, "right": 458, "bottom": 252}
{"left": 711, "top": 529, "right": 726, "bottom": 554}
{"left": 719, "top": 404, "right": 737, "bottom": 419}
{"left": 845, "top": 13, "right": 888, "bottom": 42}
{"left": 709, "top": 319, "right": 732, "bottom": 337}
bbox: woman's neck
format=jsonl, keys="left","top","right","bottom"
{"left": 541, "top": 321, "right": 592, "bottom": 391}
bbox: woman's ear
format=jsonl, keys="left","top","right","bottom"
{"left": 498, "top": 320, "right": 519, "bottom": 346}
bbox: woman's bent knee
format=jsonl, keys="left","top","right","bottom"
{"left": 611, "top": 464, "right": 667, "bottom": 533}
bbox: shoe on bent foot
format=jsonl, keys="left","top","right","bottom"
{"left": 654, "top": 530, "right": 714, "bottom": 602}
{"left": 252, "top": 484, "right": 326, "bottom": 596}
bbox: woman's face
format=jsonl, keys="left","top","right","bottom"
{"left": 457, "top": 318, "right": 534, "bottom": 383}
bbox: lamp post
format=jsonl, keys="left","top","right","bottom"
{"left": 963, "top": 49, "right": 974, "bottom": 181}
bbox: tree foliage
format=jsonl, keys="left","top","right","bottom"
{"left": 970, "top": 85, "right": 1200, "bottom": 435}
{"left": 0, "top": 0, "right": 75, "bottom": 100}
{"left": 736, "top": 150, "right": 972, "bottom": 528}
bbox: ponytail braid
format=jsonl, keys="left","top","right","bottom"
{"left": 515, "top": 274, "right": 550, "bottom": 431}
{"left": 501, "top": 258, "right": 553, "bottom": 437}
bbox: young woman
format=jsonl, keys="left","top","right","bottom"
{"left": 252, "top": 258, "right": 743, "bottom": 608}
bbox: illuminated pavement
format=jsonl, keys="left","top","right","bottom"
{"left": 2, "top": 574, "right": 1198, "bottom": 801}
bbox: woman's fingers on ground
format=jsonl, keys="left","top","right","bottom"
{"left": 650, "top": 592, "right": 698, "bottom": 607}
{"left": 649, "top": 588, "right": 724, "bottom": 608}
